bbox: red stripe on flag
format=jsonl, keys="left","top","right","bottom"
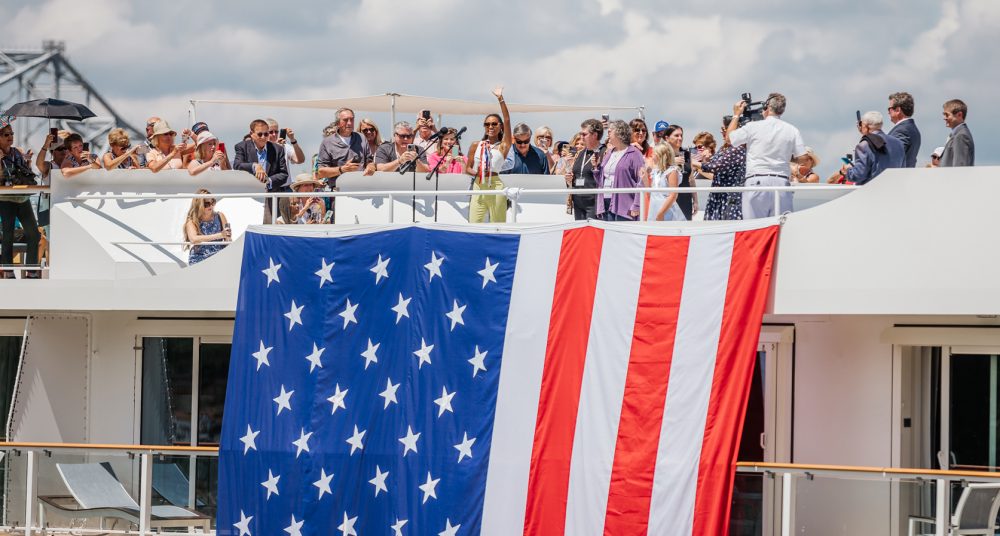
{"left": 603, "top": 235, "right": 690, "bottom": 535}
{"left": 523, "top": 226, "right": 605, "bottom": 536}
{"left": 690, "top": 226, "right": 778, "bottom": 535}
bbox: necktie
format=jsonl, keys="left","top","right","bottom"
{"left": 257, "top": 148, "right": 267, "bottom": 174}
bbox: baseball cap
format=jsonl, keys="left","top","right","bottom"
{"left": 931, "top": 146, "right": 945, "bottom": 158}
{"left": 654, "top": 120, "right": 669, "bottom": 133}
{"left": 191, "top": 121, "right": 210, "bottom": 135}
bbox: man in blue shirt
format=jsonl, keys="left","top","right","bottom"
{"left": 502, "top": 123, "right": 549, "bottom": 175}
{"left": 834, "top": 111, "right": 904, "bottom": 185}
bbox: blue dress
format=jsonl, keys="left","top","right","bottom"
{"left": 188, "top": 214, "right": 225, "bottom": 265}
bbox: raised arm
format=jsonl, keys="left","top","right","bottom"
{"left": 494, "top": 86, "right": 513, "bottom": 157}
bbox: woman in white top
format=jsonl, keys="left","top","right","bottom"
{"left": 645, "top": 142, "right": 686, "bottom": 221}
{"left": 187, "top": 131, "right": 230, "bottom": 176}
{"left": 147, "top": 120, "right": 188, "bottom": 173}
{"left": 465, "top": 86, "right": 513, "bottom": 223}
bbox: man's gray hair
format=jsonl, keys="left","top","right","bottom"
{"left": 512, "top": 123, "right": 532, "bottom": 138}
{"left": 265, "top": 118, "right": 278, "bottom": 128}
{"left": 764, "top": 93, "right": 787, "bottom": 116}
{"left": 861, "top": 111, "right": 884, "bottom": 130}
{"left": 394, "top": 121, "right": 413, "bottom": 133}
{"left": 334, "top": 108, "right": 355, "bottom": 121}
{"left": 607, "top": 119, "right": 631, "bottom": 144}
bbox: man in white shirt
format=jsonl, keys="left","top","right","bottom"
{"left": 727, "top": 93, "right": 809, "bottom": 219}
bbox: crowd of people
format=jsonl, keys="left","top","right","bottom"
{"left": 0, "top": 89, "right": 978, "bottom": 269}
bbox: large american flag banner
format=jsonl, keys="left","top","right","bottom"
{"left": 218, "top": 222, "right": 777, "bottom": 536}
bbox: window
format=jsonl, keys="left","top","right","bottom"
{"left": 139, "top": 336, "right": 230, "bottom": 519}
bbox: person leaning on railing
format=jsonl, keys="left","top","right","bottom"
{"left": 59, "top": 133, "right": 101, "bottom": 179}
{"left": 146, "top": 120, "right": 189, "bottom": 172}
{"left": 187, "top": 131, "right": 230, "bottom": 176}
{"left": 102, "top": 128, "right": 143, "bottom": 170}
{"left": 0, "top": 116, "right": 42, "bottom": 278}
{"left": 183, "top": 189, "right": 230, "bottom": 265}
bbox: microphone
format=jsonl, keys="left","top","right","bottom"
{"left": 454, "top": 126, "right": 467, "bottom": 138}
{"left": 428, "top": 127, "right": 449, "bottom": 141}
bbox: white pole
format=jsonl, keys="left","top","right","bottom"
{"left": 271, "top": 193, "right": 278, "bottom": 224}
{"left": 390, "top": 94, "right": 396, "bottom": 130}
{"left": 189, "top": 100, "right": 197, "bottom": 125}
{"left": 138, "top": 452, "right": 153, "bottom": 535}
{"left": 24, "top": 450, "right": 36, "bottom": 536}
{"left": 781, "top": 472, "right": 795, "bottom": 536}
{"left": 935, "top": 478, "right": 947, "bottom": 536}
{"left": 388, "top": 194, "right": 395, "bottom": 223}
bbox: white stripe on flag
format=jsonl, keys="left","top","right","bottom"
{"left": 481, "top": 230, "right": 564, "bottom": 536}
{"left": 647, "top": 233, "right": 734, "bottom": 536}
{"left": 564, "top": 231, "right": 647, "bottom": 535}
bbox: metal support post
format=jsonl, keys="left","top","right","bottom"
{"left": 781, "top": 472, "right": 795, "bottom": 536}
{"left": 24, "top": 449, "right": 36, "bottom": 536}
{"left": 935, "top": 478, "right": 947, "bottom": 536}
{"left": 138, "top": 452, "right": 153, "bottom": 535}
{"left": 270, "top": 194, "right": 278, "bottom": 224}
{"left": 388, "top": 194, "right": 395, "bottom": 223}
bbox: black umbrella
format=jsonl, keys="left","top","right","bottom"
{"left": 3, "top": 98, "right": 96, "bottom": 121}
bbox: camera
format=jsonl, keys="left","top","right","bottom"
{"left": 2, "top": 160, "right": 38, "bottom": 186}
{"left": 739, "top": 92, "right": 766, "bottom": 126}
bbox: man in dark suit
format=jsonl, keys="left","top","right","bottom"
{"left": 887, "top": 92, "right": 921, "bottom": 168}
{"left": 233, "top": 118, "right": 289, "bottom": 223}
{"left": 940, "top": 99, "right": 975, "bottom": 167}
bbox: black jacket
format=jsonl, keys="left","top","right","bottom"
{"left": 232, "top": 139, "right": 290, "bottom": 191}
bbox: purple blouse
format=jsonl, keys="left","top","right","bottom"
{"left": 595, "top": 145, "right": 645, "bottom": 219}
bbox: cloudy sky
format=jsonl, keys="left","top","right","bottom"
{"left": 3, "top": 0, "right": 998, "bottom": 174}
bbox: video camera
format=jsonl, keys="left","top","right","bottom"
{"left": 739, "top": 92, "right": 766, "bottom": 126}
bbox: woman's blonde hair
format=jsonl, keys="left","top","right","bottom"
{"left": 183, "top": 188, "right": 214, "bottom": 249}
{"left": 358, "top": 118, "right": 383, "bottom": 146}
{"left": 108, "top": 128, "right": 130, "bottom": 148}
{"left": 534, "top": 126, "right": 553, "bottom": 145}
{"left": 651, "top": 142, "right": 676, "bottom": 172}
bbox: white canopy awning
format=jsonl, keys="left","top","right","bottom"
{"left": 191, "top": 93, "right": 643, "bottom": 125}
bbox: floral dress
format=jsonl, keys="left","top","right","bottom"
{"left": 188, "top": 214, "right": 225, "bottom": 265}
{"left": 701, "top": 145, "right": 747, "bottom": 221}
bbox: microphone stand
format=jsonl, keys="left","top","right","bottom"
{"left": 425, "top": 129, "right": 465, "bottom": 222}
{"left": 400, "top": 137, "right": 439, "bottom": 223}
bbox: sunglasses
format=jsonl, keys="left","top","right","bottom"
{"left": 514, "top": 139, "right": 531, "bottom": 145}
{"left": 268, "top": 130, "right": 278, "bottom": 135}
{"left": 254, "top": 132, "right": 269, "bottom": 138}
{"left": 203, "top": 200, "right": 216, "bottom": 207}
{"left": 634, "top": 128, "right": 647, "bottom": 133}
{"left": 0, "top": 132, "right": 13, "bottom": 138}
{"left": 396, "top": 133, "right": 414, "bottom": 139}
{"left": 537, "top": 135, "right": 552, "bottom": 139}
{"left": 695, "top": 145, "right": 705, "bottom": 150}
{"left": 483, "top": 122, "right": 500, "bottom": 127}
{"left": 932, "top": 155, "right": 941, "bottom": 159}
{"left": 361, "top": 128, "right": 376, "bottom": 134}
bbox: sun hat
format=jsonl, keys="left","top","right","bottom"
{"left": 291, "top": 173, "right": 324, "bottom": 191}
{"left": 932, "top": 146, "right": 945, "bottom": 158}
{"left": 0, "top": 115, "right": 15, "bottom": 130}
{"left": 196, "top": 131, "right": 218, "bottom": 147}
{"left": 802, "top": 147, "right": 820, "bottom": 167}
{"left": 150, "top": 120, "right": 176, "bottom": 139}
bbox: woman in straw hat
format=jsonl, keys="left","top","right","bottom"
{"left": 289, "top": 173, "right": 326, "bottom": 224}
{"left": 791, "top": 147, "right": 820, "bottom": 183}
{"left": 147, "top": 120, "right": 189, "bottom": 173}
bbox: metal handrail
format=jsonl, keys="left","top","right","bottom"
{"left": 0, "top": 440, "right": 218, "bottom": 454}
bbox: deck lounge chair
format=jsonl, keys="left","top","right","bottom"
{"left": 908, "top": 482, "right": 1000, "bottom": 536}
{"left": 38, "top": 462, "right": 210, "bottom": 533}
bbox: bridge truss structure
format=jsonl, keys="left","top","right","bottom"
{"left": 0, "top": 40, "right": 142, "bottom": 154}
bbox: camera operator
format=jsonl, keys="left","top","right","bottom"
{"left": 727, "top": 93, "right": 808, "bottom": 219}
{"left": 828, "top": 111, "right": 903, "bottom": 185}
{"left": 0, "top": 117, "right": 41, "bottom": 278}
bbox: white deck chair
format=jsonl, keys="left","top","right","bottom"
{"left": 37, "top": 462, "right": 210, "bottom": 533}
{"left": 908, "top": 482, "right": 1000, "bottom": 536}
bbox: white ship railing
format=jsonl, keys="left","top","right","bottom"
{"left": 69, "top": 184, "right": 859, "bottom": 226}
{"left": 736, "top": 461, "right": 1000, "bottom": 536}
{"left": 0, "top": 442, "right": 995, "bottom": 536}
{"left": 0, "top": 441, "right": 217, "bottom": 536}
